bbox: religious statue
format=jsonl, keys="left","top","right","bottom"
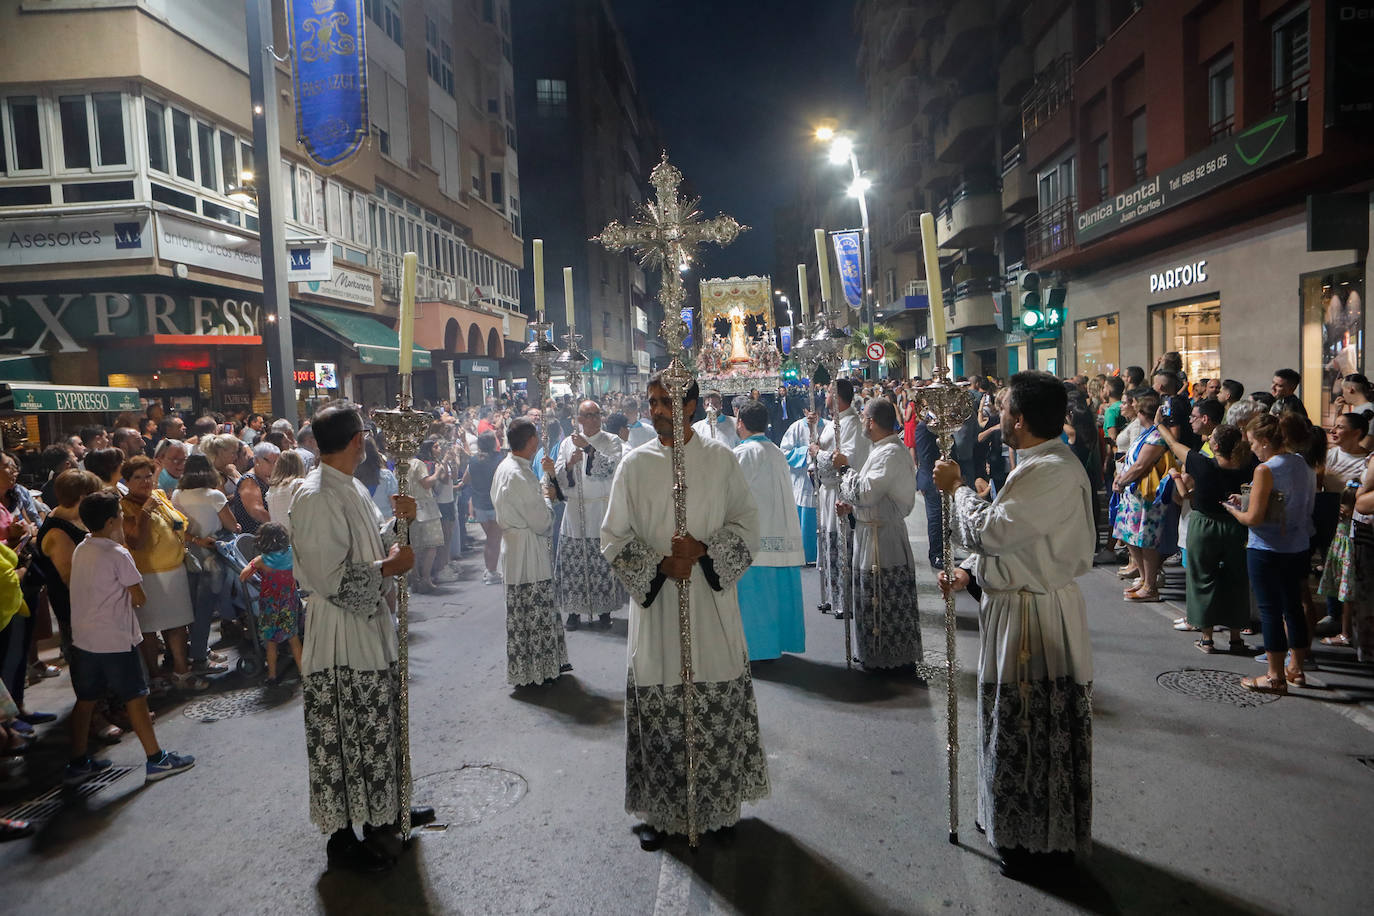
{"left": 727, "top": 306, "right": 751, "bottom": 365}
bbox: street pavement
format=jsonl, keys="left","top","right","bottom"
{"left": 3, "top": 497, "right": 1372, "bottom": 916}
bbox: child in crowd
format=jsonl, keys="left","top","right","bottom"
{"left": 238, "top": 522, "right": 302, "bottom": 687}
{"left": 1318, "top": 481, "right": 1359, "bottom": 647}
{"left": 65, "top": 491, "right": 196, "bottom": 784}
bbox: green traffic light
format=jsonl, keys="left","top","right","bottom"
{"left": 1021, "top": 308, "right": 1043, "bottom": 330}
{"left": 591, "top": 357, "right": 603, "bottom": 372}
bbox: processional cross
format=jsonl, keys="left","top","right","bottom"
{"left": 595, "top": 153, "right": 745, "bottom": 847}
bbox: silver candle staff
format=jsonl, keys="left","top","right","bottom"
{"left": 370, "top": 374, "right": 433, "bottom": 843}
{"left": 522, "top": 314, "right": 560, "bottom": 572}
{"left": 597, "top": 153, "right": 744, "bottom": 846}
{"left": 916, "top": 345, "right": 974, "bottom": 844}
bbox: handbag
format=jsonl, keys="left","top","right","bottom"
{"left": 1240, "top": 483, "right": 1288, "bottom": 527}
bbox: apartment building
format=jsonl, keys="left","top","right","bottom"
{"left": 513, "top": 0, "right": 664, "bottom": 394}
{"left": 0, "top": 0, "right": 527, "bottom": 431}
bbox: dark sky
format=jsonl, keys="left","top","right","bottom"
{"left": 610, "top": 0, "right": 863, "bottom": 281}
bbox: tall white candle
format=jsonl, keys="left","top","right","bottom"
{"left": 796, "top": 263, "right": 809, "bottom": 322}
{"left": 563, "top": 266, "right": 575, "bottom": 330}
{"left": 532, "top": 239, "right": 545, "bottom": 317}
{"left": 919, "top": 213, "right": 947, "bottom": 347}
{"left": 813, "top": 229, "right": 831, "bottom": 307}
{"left": 398, "top": 251, "right": 418, "bottom": 376}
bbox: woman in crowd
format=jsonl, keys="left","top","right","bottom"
{"left": 172, "top": 455, "right": 239, "bottom": 674}
{"left": 1112, "top": 392, "right": 1171, "bottom": 601}
{"left": 119, "top": 455, "right": 209, "bottom": 692}
{"left": 0, "top": 452, "right": 44, "bottom": 731}
{"left": 1227, "top": 413, "right": 1317, "bottom": 693}
{"left": 430, "top": 437, "right": 458, "bottom": 585}
{"left": 460, "top": 431, "right": 504, "bottom": 586}
{"left": 153, "top": 438, "right": 188, "bottom": 493}
{"left": 265, "top": 449, "right": 308, "bottom": 531}
{"left": 1160, "top": 423, "right": 1254, "bottom": 652}
{"left": 355, "top": 433, "right": 398, "bottom": 519}
{"left": 404, "top": 439, "right": 445, "bottom": 594}
{"left": 37, "top": 444, "right": 77, "bottom": 510}
{"left": 200, "top": 434, "right": 243, "bottom": 496}
{"left": 226, "top": 442, "right": 278, "bottom": 535}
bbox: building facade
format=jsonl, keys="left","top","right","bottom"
{"left": 0, "top": 0, "right": 528, "bottom": 440}
{"left": 852, "top": 0, "right": 1373, "bottom": 403}
{"left": 513, "top": 0, "right": 664, "bottom": 395}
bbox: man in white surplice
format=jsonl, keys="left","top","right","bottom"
{"left": 491, "top": 418, "right": 570, "bottom": 687}
{"left": 691, "top": 390, "right": 740, "bottom": 447}
{"left": 601, "top": 373, "right": 769, "bottom": 849}
{"left": 290, "top": 403, "right": 434, "bottom": 873}
{"left": 834, "top": 397, "right": 922, "bottom": 670}
{"left": 935, "top": 371, "right": 1095, "bottom": 879}
{"left": 812, "top": 378, "right": 868, "bottom": 620}
{"left": 733, "top": 400, "right": 806, "bottom": 661}
{"left": 553, "top": 400, "right": 628, "bottom": 630}
{"left": 779, "top": 406, "right": 827, "bottom": 565}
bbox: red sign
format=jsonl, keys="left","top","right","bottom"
{"left": 294, "top": 369, "right": 316, "bottom": 384}
{"left": 866, "top": 341, "right": 885, "bottom": 362}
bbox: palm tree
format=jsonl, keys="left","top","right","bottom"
{"left": 845, "top": 324, "right": 905, "bottom": 375}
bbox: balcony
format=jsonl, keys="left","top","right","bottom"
{"left": 936, "top": 184, "right": 1002, "bottom": 249}
{"left": 885, "top": 141, "right": 921, "bottom": 185}
{"left": 997, "top": 44, "right": 1032, "bottom": 105}
{"left": 878, "top": 6, "right": 916, "bottom": 67}
{"left": 932, "top": 0, "right": 995, "bottom": 78}
{"left": 934, "top": 92, "right": 996, "bottom": 162}
{"left": 882, "top": 76, "right": 921, "bottom": 127}
{"left": 889, "top": 209, "right": 923, "bottom": 252}
{"left": 1025, "top": 196, "right": 1078, "bottom": 266}
{"left": 1021, "top": 54, "right": 1074, "bottom": 141}
{"left": 942, "top": 276, "right": 1002, "bottom": 331}
{"left": 1001, "top": 144, "right": 1036, "bottom": 214}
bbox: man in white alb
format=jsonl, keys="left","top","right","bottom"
{"left": 622, "top": 396, "right": 657, "bottom": 450}
{"left": 812, "top": 378, "right": 868, "bottom": 620}
{"left": 780, "top": 404, "right": 827, "bottom": 565}
{"left": 692, "top": 389, "right": 740, "bottom": 447}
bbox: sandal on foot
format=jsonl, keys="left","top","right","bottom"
{"left": 1126, "top": 590, "right": 1161, "bottom": 602}
{"left": 1320, "top": 634, "right": 1351, "bottom": 647}
{"left": 1117, "top": 565, "right": 1139, "bottom": 579}
{"left": 1195, "top": 638, "right": 1216, "bottom": 654}
{"left": 1175, "top": 621, "right": 1201, "bottom": 632}
{"left": 1241, "top": 625, "right": 1260, "bottom": 636}
{"left": 1285, "top": 668, "right": 1307, "bottom": 688}
{"left": 1240, "top": 674, "right": 1287, "bottom": 695}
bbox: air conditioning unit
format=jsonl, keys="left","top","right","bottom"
{"left": 437, "top": 277, "right": 457, "bottom": 300}
{"left": 456, "top": 278, "right": 474, "bottom": 303}
{"left": 381, "top": 275, "right": 399, "bottom": 298}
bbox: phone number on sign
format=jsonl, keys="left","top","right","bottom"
{"left": 1169, "top": 153, "right": 1229, "bottom": 191}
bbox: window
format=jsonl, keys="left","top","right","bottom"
{"left": 535, "top": 79, "right": 568, "bottom": 116}
{"left": 510, "top": 196, "right": 521, "bottom": 237}
{"left": 171, "top": 107, "right": 194, "bottom": 181}
{"left": 471, "top": 151, "right": 485, "bottom": 197}
{"left": 219, "top": 130, "right": 237, "bottom": 189}
{"left": 1208, "top": 53, "right": 1235, "bottom": 140}
{"left": 482, "top": 0, "right": 494, "bottom": 23}
{"left": 490, "top": 172, "right": 504, "bottom": 211}
{"left": 58, "top": 96, "right": 91, "bottom": 169}
{"left": 1094, "top": 135, "right": 1109, "bottom": 201}
{"left": 425, "top": 18, "right": 454, "bottom": 96}
{"left": 365, "top": 0, "right": 403, "bottom": 46}
{"left": 144, "top": 99, "right": 167, "bottom": 173}
{"left": 1272, "top": 6, "right": 1309, "bottom": 109}
{"left": 1129, "top": 109, "right": 1147, "bottom": 180}
{"left": 196, "top": 121, "right": 216, "bottom": 190}
{"left": 92, "top": 94, "right": 126, "bottom": 167}
{"left": 1037, "top": 154, "right": 1075, "bottom": 210}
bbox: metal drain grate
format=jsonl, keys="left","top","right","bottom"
{"left": 412, "top": 765, "right": 527, "bottom": 827}
{"left": 1156, "top": 669, "right": 1283, "bottom": 707}
{"left": 181, "top": 685, "right": 279, "bottom": 722}
{"left": 0, "top": 766, "right": 137, "bottom": 827}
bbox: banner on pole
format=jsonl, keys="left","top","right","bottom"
{"left": 288, "top": 0, "right": 369, "bottom": 167}
{"left": 779, "top": 326, "right": 792, "bottom": 355}
{"left": 832, "top": 231, "right": 863, "bottom": 309}
{"left": 681, "top": 307, "right": 694, "bottom": 350}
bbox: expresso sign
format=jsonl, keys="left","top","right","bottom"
{"left": 1077, "top": 102, "right": 1303, "bottom": 245}
{"left": 0, "top": 288, "right": 263, "bottom": 354}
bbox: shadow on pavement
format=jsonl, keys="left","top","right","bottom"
{"left": 1027, "top": 841, "right": 1278, "bottom": 915}
{"left": 667, "top": 817, "right": 900, "bottom": 915}
{"left": 316, "top": 839, "right": 445, "bottom": 916}
{"left": 750, "top": 655, "right": 928, "bottom": 706}
{"left": 510, "top": 675, "right": 624, "bottom": 726}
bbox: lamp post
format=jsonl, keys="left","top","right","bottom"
{"left": 820, "top": 130, "right": 876, "bottom": 378}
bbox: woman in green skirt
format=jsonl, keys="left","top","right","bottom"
{"left": 1160, "top": 423, "right": 1257, "bottom": 652}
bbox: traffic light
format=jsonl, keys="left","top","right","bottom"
{"left": 1020, "top": 283, "right": 1066, "bottom": 337}
{"left": 1044, "top": 286, "right": 1067, "bottom": 331}
{"left": 589, "top": 349, "right": 604, "bottom": 372}
{"left": 1019, "top": 271, "right": 1042, "bottom": 331}
{"left": 993, "top": 291, "right": 1014, "bottom": 334}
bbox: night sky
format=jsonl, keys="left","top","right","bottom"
{"left": 610, "top": 0, "right": 863, "bottom": 281}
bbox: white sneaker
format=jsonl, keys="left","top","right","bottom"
{"left": 434, "top": 571, "right": 458, "bottom": 584}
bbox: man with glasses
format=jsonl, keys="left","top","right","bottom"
{"left": 553, "top": 401, "right": 628, "bottom": 630}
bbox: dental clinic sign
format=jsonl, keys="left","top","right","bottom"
{"left": 0, "top": 287, "right": 264, "bottom": 354}
{"left": 1076, "top": 102, "right": 1302, "bottom": 245}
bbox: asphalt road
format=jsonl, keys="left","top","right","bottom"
{"left": 3, "top": 500, "right": 1372, "bottom": 916}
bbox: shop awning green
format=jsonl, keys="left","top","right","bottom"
{"left": 0, "top": 382, "right": 141, "bottom": 413}
{"left": 0, "top": 355, "right": 49, "bottom": 382}
{"left": 292, "top": 303, "right": 432, "bottom": 369}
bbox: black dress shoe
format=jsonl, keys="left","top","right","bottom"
{"left": 559, "top": 662, "right": 574, "bottom": 673}
{"left": 327, "top": 833, "right": 393, "bottom": 873}
{"left": 634, "top": 824, "right": 666, "bottom": 851}
{"left": 598, "top": 613, "right": 612, "bottom": 629}
{"left": 410, "top": 806, "right": 436, "bottom": 827}
{"left": 565, "top": 614, "right": 580, "bottom": 631}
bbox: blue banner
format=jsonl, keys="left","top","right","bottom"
{"left": 832, "top": 231, "right": 863, "bottom": 309}
{"left": 289, "top": 0, "right": 368, "bottom": 167}
{"left": 779, "top": 326, "right": 792, "bottom": 355}
{"left": 681, "top": 307, "right": 694, "bottom": 350}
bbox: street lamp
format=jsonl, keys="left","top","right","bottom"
{"left": 815, "top": 127, "right": 875, "bottom": 373}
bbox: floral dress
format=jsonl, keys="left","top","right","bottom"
{"left": 1318, "top": 517, "right": 1353, "bottom": 601}
{"left": 255, "top": 549, "right": 301, "bottom": 644}
{"left": 1112, "top": 425, "right": 1170, "bottom": 548}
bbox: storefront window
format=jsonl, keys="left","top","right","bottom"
{"left": 1301, "top": 266, "right": 1365, "bottom": 426}
{"left": 1075, "top": 313, "right": 1119, "bottom": 377}
{"left": 1151, "top": 298, "right": 1220, "bottom": 386}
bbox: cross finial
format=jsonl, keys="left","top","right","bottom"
{"left": 595, "top": 152, "right": 746, "bottom": 355}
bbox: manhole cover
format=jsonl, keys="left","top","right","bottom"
{"left": 412, "top": 765, "right": 527, "bottom": 827}
{"left": 182, "top": 686, "right": 278, "bottom": 722}
{"left": 1156, "top": 669, "right": 1283, "bottom": 707}
{"left": 0, "top": 766, "right": 137, "bottom": 828}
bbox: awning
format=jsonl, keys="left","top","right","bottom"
{"left": 292, "top": 303, "right": 432, "bottom": 369}
{"left": 0, "top": 382, "right": 141, "bottom": 413}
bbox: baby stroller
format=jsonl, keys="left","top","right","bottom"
{"left": 211, "top": 534, "right": 266, "bottom": 678}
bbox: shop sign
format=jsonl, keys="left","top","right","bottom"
{"left": 460, "top": 359, "right": 498, "bottom": 376}
{"left": 294, "top": 368, "right": 316, "bottom": 384}
{"left": 1, "top": 212, "right": 153, "bottom": 266}
{"left": 1149, "top": 260, "right": 1209, "bottom": 294}
{"left": 156, "top": 213, "right": 332, "bottom": 283}
{"left": 3, "top": 383, "right": 140, "bottom": 413}
{"left": 1076, "top": 102, "right": 1303, "bottom": 245}
{"left": 314, "top": 362, "right": 338, "bottom": 389}
{"left": 298, "top": 264, "right": 376, "bottom": 307}
{"left": 0, "top": 287, "right": 262, "bottom": 354}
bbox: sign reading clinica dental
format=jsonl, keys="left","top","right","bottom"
{"left": 0, "top": 285, "right": 263, "bottom": 354}
{"left": 1077, "top": 102, "right": 1303, "bottom": 245}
